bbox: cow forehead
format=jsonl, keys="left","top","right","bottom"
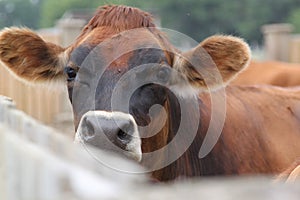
{"left": 68, "top": 27, "right": 172, "bottom": 70}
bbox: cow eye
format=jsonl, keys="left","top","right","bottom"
{"left": 157, "top": 66, "right": 171, "bottom": 83}
{"left": 64, "top": 67, "right": 77, "bottom": 81}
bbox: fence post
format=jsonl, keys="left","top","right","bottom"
{"left": 289, "top": 34, "right": 300, "bottom": 63}
{"left": 56, "top": 18, "right": 86, "bottom": 47}
{"left": 261, "top": 23, "right": 294, "bottom": 62}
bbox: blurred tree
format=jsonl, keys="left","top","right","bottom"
{"left": 288, "top": 8, "right": 300, "bottom": 33}
{"left": 2, "top": 0, "right": 299, "bottom": 45}
{"left": 156, "top": 0, "right": 300, "bottom": 44}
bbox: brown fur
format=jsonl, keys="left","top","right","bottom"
{"left": 0, "top": 27, "right": 65, "bottom": 83}
{"left": 199, "top": 36, "right": 251, "bottom": 82}
{"left": 69, "top": 5, "right": 174, "bottom": 73}
{"left": 75, "top": 5, "right": 155, "bottom": 47}
{"left": 174, "top": 35, "right": 251, "bottom": 89}
{"left": 231, "top": 60, "right": 300, "bottom": 87}
{"left": 148, "top": 86, "right": 300, "bottom": 181}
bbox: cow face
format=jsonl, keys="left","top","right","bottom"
{"left": 0, "top": 6, "right": 250, "bottom": 163}
{"left": 68, "top": 27, "right": 173, "bottom": 162}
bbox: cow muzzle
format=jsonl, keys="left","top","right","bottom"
{"left": 74, "top": 111, "right": 142, "bottom": 162}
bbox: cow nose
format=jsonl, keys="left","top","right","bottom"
{"left": 75, "top": 111, "right": 142, "bottom": 162}
{"left": 82, "top": 114, "right": 133, "bottom": 147}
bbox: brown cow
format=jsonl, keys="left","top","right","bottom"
{"left": 1, "top": 5, "right": 300, "bottom": 182}
{"left": 231, "top": 60, "right": 300, "bottom": 87}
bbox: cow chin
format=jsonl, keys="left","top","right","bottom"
{"left": 74, "top": 111, "right": 142, "bottom": 162}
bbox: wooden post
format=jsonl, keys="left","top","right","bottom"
{"left": 261, "top": 23, "right": 294, "bottom": 62}
{"left": 289, "top": 34, "right": 300, "bottom": 63}
{"left": 56, "top": 18, "right": 86, "bottom": 47}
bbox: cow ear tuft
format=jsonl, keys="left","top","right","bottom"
{"left": 172, "top": 35, "right": 251, "bottom": 95}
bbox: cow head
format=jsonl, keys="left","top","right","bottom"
{"left": 0, "top": 5, "right": 250, "bottom": 165}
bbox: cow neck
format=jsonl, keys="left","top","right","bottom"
{"left": 150, "top": 92, "right": 225, "bottom": 181}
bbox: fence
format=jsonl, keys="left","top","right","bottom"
{"left": 1, "top": 95, "right": 300, "bottom": 200}
{"left": 262, "top": 23, "right": 300, "bottom": 63}
{"left": 0, "top": 95, "right": 147, "bottom": 200}
{"left": 0, "top": 65, "right": 68, "bottom": 124}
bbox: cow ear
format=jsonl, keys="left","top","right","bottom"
{"left": 0, "top": 27, "right": 67, "bottom": 84}
{"left": 172, "top": 35, "right": 251, "bottom": 93}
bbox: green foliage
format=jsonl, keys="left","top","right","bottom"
{"left": 39, "top": 0, "right": 156, "bottom": 28}
{"left": 288, "top": 8, "right": 300, "bottom": 33}
{"left": 155, "top": 0, "right": 300, "bottom": 44}
{"left": 39, "top": 0, "right": 98, "bottom": 28}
